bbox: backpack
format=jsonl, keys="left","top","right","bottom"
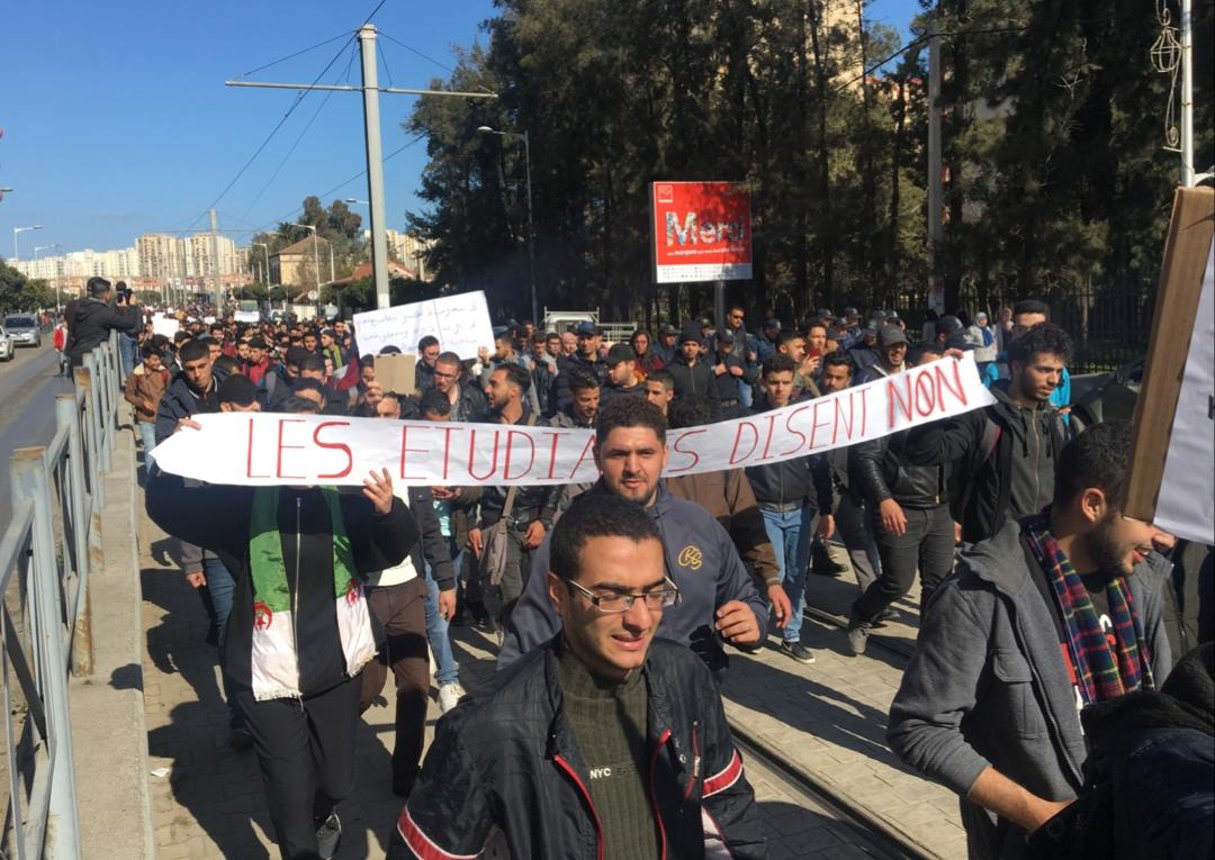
{"left": 946, "top": 415, "right": 1002, "bottom": 525}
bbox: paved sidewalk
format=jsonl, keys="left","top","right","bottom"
{"left": 722, "top": 568, "right": 969, "bottom": 859}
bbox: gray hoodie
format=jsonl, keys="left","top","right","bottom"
{"left": 887, "top": 520, "right": 1173, "bottom": 859}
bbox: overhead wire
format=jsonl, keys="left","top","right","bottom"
{"left": 253, "top": 133, "right": 428, "bottom": 236}
{"left": 183, "top": 33, "right": 357, "bottom": 232}
{"left": 231, "top": 31, "right": 351, "bottom": 80}
{"left": 238, "top": 41, "right": 360, "bottom": 220}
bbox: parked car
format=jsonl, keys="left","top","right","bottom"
{"left": 1069, "top": 356, "right": 1144, "bottom": 427}
{"left": 0, "top": 325, "right": 14, "bottom": 362}
{"left": 3, "top": 314, "right": 42, "bottom": 348}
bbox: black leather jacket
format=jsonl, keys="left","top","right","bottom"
{"left": 478, "top": 407, "right": 563, "bottom": 530}
{"left": 850, "top": 432, "right": 948, "bottom": 509}
{"left": 388, "top": 638, "right": 766, "bottom": 859}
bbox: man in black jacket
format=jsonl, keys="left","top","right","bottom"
{"left": 146, "top": 399, "right": 417, "bottom": 860}
{"left": 847, "top": 363, "right": 953, "bottom": 654}
{"left": 389, "top": 495, "right": 766, "bottom": 859}
{"left": 668, "top": 322, "right": 720, "bottom": 403}
{"left": 469, "top": 363, "right": 563, "bottom": 629}
{"left": 549, "top": 321, "right": 608, "bottom": 416}
{"left": 432, "top": 351, "right": 488, "bottom": 422}
{"left": 66, "top": 276, "right": 141, "bottom": 367}
{"left": 903, "top": 323, "right": 1072, "bottom": 543}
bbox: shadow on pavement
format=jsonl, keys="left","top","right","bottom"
{"left": 141, "top": 561, "right": 402, "bottom": 858}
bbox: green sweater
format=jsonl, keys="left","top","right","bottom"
{"left": 556, "top": 641, "right": 660, "bottom": 860}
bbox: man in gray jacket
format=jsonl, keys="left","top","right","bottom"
{"left": 888, "top": 421, "right": 1173, "bottom": 859}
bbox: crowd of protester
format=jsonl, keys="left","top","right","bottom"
{"left": 82, "top": 282, "right": 1212, "bottom": 860}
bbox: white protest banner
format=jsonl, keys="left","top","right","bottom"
{"left": 151, "top": 314, "right": 179, "bottom": 338}
{"left": 352, "top": 290, "right": 494, "bottom": 360}
{"left": 152, "top": 355, "right": 996, "bottom": 487}
{"left": 1152, "top": 242, "right": 1215, "bottom": 545}
{"left": 234, "top": 310, "right": 260, "bottom": 324}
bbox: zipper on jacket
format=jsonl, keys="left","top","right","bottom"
{"left": 648, "top": 728, "right": 672, "bottom": 858}
{"left": 293, "top": 496, "right": 302, "bottom": 699}
{"left": 1030, "top": 416, "right": 1042, "bottom": 508}
{"left": 683, "top": 721, "right": 701, "bottom": 800}
{"left": 552, "top": 754, "right": 605, "bottom": 860}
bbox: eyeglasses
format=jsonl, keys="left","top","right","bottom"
{"left": 564, "top": 577, "right": 681, "bottom": 613}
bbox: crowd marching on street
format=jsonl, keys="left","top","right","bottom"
{"left": 54, "top": 274, "right": 1212, "bottom": 859}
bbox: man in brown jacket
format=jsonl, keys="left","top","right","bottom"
{"left": 124, "top": 342, "right": 170, "bottom": 456}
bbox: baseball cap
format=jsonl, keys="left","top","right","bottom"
{"left": 715, "top": 329, "right": 735, "bottom": 344}
{"left": 842, "top": 307, "right": 860, "bottom": 318}
{"left": 575, "top": 321, "right": 600, "bottom": 337}
{"left": 764, "top": 317, "right": 782, "bottom": 330}
{"left": 217, "top": 374, "right": 259, "bottom": 407}
{"left": 877, "top": 325, "right": 909, "bottom": 347}
{"left": 492, "top": 325, "right": 510, "bottom": 337}
{"left": 814, "top": 307, "right": 834, "bottom": 320}
{"left": 658, "top": 323, "right": 677, "bottom": 336}
{"left": 606, "top": 343, "right": 637, "bottom": 365}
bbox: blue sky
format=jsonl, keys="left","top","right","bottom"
{"left": 0, "top": 0, "right": 921, "bottom": 257}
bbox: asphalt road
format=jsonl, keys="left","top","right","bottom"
{"left": 0, "top": 342, "right": 77, "bottom": 528}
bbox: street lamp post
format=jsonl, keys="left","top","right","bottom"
{"left": 34, "top": 243, "right": 61, "bottom": 313}
{"left": 477, "top": 127, "right": 537, "bottom": 325}
{"left": 253, "top": 241, "right": 272, "bottom": 310}
{"left": 13, "top": 224, "right": 43, "bottom": 262}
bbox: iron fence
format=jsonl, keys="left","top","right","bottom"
{"left": 0, "top": 331, "right": 123, "bottom": 859}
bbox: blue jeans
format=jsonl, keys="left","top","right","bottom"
{"left": 137, "top": 421, "right": 157, "bottom": 456}
{"left": 118, "top": 333, "right": 137, "bottom": 378}
{"left": 423, "top": 554, "right": 460, "bottom": 687}
{"left": 738, "top": 382, "right": 754, "bottom": 410}
{"left": 204, "top": 555, "right": 245, "bottom": 729}
{"left": 760, "top": 505, "right": 814, "bottom": 642}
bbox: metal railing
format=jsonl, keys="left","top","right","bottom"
{"left": 0, "top": 330, "right": 124, "bottom": 859}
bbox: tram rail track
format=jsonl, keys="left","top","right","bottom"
{"left": 730, "top": 725, "right": 936, "bottom": 859}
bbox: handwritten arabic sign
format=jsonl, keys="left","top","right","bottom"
{"left": 352, "top": 290, "right": 494, "bottom": 360}
{"left": 151, "top": 356, "right": 996, "bottom": 487}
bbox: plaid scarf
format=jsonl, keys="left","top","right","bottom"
{"left": 1023, "top": 512, "right": 1154, "bottom": 705}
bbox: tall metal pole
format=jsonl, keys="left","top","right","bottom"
{"left": 926, "top": 15, "right": 944, "bottom": 314}
{"left": 358, "top": 25, "right": 391, "bottom": 309}
{"left": 209, "top": 209, "right": 222, "bottom": 305}
{"left": 1180, "top": 0, "right": 1194, "bottom": 187}
{"left": 522, "top": 130, "right": 538, "bottom": 325}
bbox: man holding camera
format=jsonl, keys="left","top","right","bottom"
{"left": 65, "top": 276, "right": 141, "bottom": 369}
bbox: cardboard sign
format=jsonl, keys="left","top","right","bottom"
{"left": 1126, "top": 186, "right": 1215, "bottom": 543}
{"left": 151, "top": 355, "right": 995, "bottom": 487}
{"left": 352, "top": 291, "right": 494, "bottom": 360}
{"left": 374, "top": 354, "right": 417, "bottom": 397}
{"left": 650, "top": 181, "right": 753, "bottom": 283}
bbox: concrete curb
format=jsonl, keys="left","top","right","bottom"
{"left": 69, "top": 427, "right": 156, "bottom": 858}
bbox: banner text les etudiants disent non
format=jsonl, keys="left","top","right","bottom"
{"left": 151, "top": 355, "right": 996, "bottom": 487}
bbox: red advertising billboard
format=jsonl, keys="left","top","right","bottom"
{"left": 650, "top": 181, "right": 753, "bottom": 283}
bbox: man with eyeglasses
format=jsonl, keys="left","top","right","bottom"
{"left": 431, "top": 350, "right": 488, "bottom": 423}
{"left": 389, "top": 495, "right": 765, "bottom": 859}
{"left": 500, "top": 397, "right": 769, "bottom": 676}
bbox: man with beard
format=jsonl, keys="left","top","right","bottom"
{"left": 499, "top": 398, "right": 768, "bottom": 676}
{"left": 432, "top": 351, "right": 488, "bottom": 423}
{"left": 888, "top": 422, "right": 1173, "bottom": 859}
{"left": 903, "top": 324, "right": 1072, "bottom": 544}
{"left": 469, "top": 363, "right": 562, "bottom": 630}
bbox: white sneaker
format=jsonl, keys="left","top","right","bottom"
{"left": 438, "top": 682, "right": 467, "bottom": 714}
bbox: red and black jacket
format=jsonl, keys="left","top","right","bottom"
{"left": 390, "top": 637, "right": 766, "bottom": 859}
